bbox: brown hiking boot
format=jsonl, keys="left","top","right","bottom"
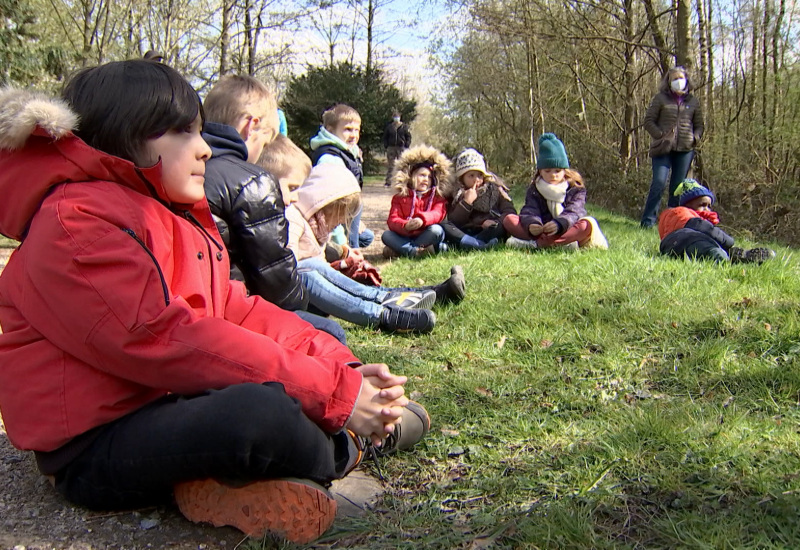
{"left": 174, "top": 477, "right": 337, "bottom": 544}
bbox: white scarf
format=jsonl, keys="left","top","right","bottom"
{"left": 535, "top": 177, "right": 569, "bottom": 218}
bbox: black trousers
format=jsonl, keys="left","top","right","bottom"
{"left": 55, "top": 383, "right": 352, "bottom": 510}
{"left": 440, "top": 220, "right": 507, "bottom": 246}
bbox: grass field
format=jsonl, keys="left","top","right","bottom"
{"left": 253, "top": 204, "right": 800, "bottom": 549}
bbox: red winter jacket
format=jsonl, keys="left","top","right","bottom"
{"left": 0, "top": 89, "right": 362, "bottom": 452}
{"left": 386, "top": 190, "right": 447, "bottom": 237}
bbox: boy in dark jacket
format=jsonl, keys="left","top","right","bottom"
{"left": 309, "top": 104, "right": 374, "bottom": 249}
{"left": 202, "top": 75, "right": 346, "bottom": 343}
{"left": 658, "top": 179, "right": 775, "bottom": 263}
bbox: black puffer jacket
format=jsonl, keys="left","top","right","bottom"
{"left": 203, "top": 122, "right": 308, "bottom": 311}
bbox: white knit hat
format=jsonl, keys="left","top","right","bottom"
{"left": 454, "top": 148, "right": 488, "bottom": 178}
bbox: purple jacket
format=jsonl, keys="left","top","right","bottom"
{"left": 519, "top": 183, "right": 587, "bottom": 234}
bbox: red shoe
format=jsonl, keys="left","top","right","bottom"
{"left": 174, "top": 477, "right": 337, "bottom": 544}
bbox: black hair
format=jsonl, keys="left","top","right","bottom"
{"left": 62, "top": 59, "right": 203, "bottom": 164}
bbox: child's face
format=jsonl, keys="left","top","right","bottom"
{"left": 412, "top": 167, "right": 432, "bottom": 194}
{"left": 244, "top": 98, "right": 279, "bottom": 163}
{"left": 461, "top": 170, "right": 485, "bottom": 189}
{"left": 278, "top": 177, "right": 301, "bottom": 205}
{"left": 142, "top": 114, "right": 212, "bottom": 204}
{"left": 332, "top": 120, "right": 361, "bottom": 147}
{"left": 685, "top": 196, "right": 712, "bottom": 212}
{"left": 540, "top": 168, "right": 566, "bottom": 185}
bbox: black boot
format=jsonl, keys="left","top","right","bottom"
{"left": 426, "top": 265, "right": 466, "bottom": 304}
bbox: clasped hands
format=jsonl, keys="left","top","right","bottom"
{"left": 528, "top": 221, "right": 558, "bottom": 237}
{"left": 404, "top": 218, "right": 424, "bottom": 231}
{"left": 346, "top": 363, "right": 408, "bottom": 447}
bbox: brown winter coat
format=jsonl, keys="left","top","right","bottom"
{"left": 644, "top": 73, "right": 704, "bottom": 157}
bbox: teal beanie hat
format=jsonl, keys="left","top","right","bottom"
{"left": 537, "top": 133, "right": 570, "bottom": 170}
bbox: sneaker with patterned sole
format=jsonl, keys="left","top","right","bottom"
{"left": 174, "top": 477, "right": 337, "bottom": 544}
{"left": 730, "top": 246, "right": 776, "bottom": 264}
{"left": 381, "top": 289, "right": 437, "bottom": 309}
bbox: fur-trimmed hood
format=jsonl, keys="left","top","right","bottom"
{"left": 390, "top": 144, "right": 454, "bottom": 198}
{"left": 0, "top": 87, "right": 171, "bottom": 241}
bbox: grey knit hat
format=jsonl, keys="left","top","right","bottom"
{"left": 454, "top": 148, "right": 489, "bottom": 178}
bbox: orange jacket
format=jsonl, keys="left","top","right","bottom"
{"left": 658, "top": 206, "right": 700, "bottom": 239}
{"left": 0, "top": 90, "right": 361, "bottom": 452}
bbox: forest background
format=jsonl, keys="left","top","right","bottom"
{"left": 2, "top": 0, "right": 799, "bottom": 245}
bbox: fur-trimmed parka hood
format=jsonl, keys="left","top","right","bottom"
{"left": 0, "top": 87, "right": 172, "bottom": 241}
{"left": 390, "top": 144, "right": 454, "bottom": 198}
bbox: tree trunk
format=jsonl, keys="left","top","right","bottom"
{"left": 219, "top": 0, "right": 231, "bottom": 76}
{"left": 365, "top": 0, "right": 374, "bottom": 75}
{"left": 620, "top": 0, "right": 635, "bottom": 168}
{"left": 675, "top": 0, "right": 691, "bottom": 68}
{"left": 642, "top": 0, "right": 670, "bottom": 73}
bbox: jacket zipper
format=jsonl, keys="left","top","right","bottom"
{"left": 180, "top": 211, "right": 224, "bottom": 252}
{"left": 121, "top": 228, "right": 171, "bottom": 306}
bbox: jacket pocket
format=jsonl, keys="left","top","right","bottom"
{"left": 122, "top": 228, "right": 170, "bottom": 306}
{"left": 650, "top": 126, "right": 677, "bottom": 157}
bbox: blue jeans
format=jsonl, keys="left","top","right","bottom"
{"left": 294, "top": 310, "right": 347, "bottom": 345}
{"left": 297, "top": 258, "right": 390, "bottom": 327}
{"left": 641, "top": 150, "right": 695, "bottom": 228}
{"left": 381, "top": 225, "right": 445, "bottom": 257}
{"left": 348, "top": 204, "right": 375, "bottom": 248}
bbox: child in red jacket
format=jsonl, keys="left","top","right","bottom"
{"left": 382, "top": 145, "right": 450, "bottom": 258}
{"left": 659, "top": 179, "right": 775, "bottom": 263}
{"left": 0, "top": 60, "right": 423, "bottom": 544}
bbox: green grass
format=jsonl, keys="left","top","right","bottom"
{"left": 0, "top": 236, "right": 14, "bottom": 248}
{"left": 252, "top": 205, "right": 800, "bottom": 549}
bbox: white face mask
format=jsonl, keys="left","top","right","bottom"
{"left": 671, "top": 78, "right": 687, "bottom": 92}
{"left": 393, "top": 116, "right": 401, "bottom": 122}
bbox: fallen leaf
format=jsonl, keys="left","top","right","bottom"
{"left": 540, "top": 339, "right": 553, "bottom": 348}
{"left": 410, "top": 390, "right": 423, "bottom": 401}
{"left": 415, "top": 278, "right": 425, "bottom": 285}
{"left": 671, "top": 322, "right": 679, "bottom": 328}
{"left": 448, "top": 446, "right": 466, "bottom": 457}
{"left": 475, "top": 387, "right": 492, "bottom": 396}
{"left": 441, "top": 428, "right": 460, "bottom": 437}
{"left": 764, "top": 323, "right": 772, "bottom": 331}
{"left": 496, "top": 335, "right": 507, "bottom": 349}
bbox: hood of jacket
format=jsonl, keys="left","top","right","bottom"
{"left": 0, "top": 87, "right": 174, "bottom": 241}
{"left": 294, "top": 163, "right": 361, "bottom": 220}
{"left": 391, "top": 144, "right": 454, "bottom": 197}
{"left": 309, "top": 125, "right": 359, "bottom": 157}
{"left": 202, "top": 121, "right": 249, "bottom": 161}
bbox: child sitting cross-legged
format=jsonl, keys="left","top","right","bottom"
{"left": 0, "top": 60, "right": 430, "bottom": 545}
{"left": 382, "top": 145, "right": 450, "bottom": 258}
{"left": 440, "top": 148, "right": 529, "bottom": 250}
{"left": 658, "top": 179, "right": 776, "bottom": 263}
{"left": 505, "top": 133, "right": 609, "bottom": 251}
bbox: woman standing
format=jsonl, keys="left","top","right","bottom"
{"left": 640, "top": 66, "right": 704, "bottom": 228}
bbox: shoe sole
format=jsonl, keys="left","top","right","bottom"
{"left": 174, "top": 478, "right": 337, "bottom": 544}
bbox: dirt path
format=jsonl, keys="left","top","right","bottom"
{"left": 0, "top": 181, "right": 395, "bottom": 550}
